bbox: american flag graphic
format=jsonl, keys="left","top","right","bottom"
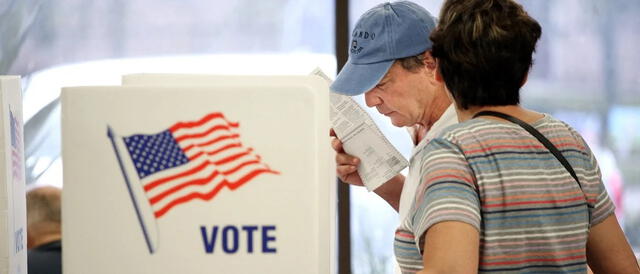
{"left": 120, "top": 112, "right": 279, "bottom": 219}
{"left": 10, "top": 110, "right": 22, "bottom": 180}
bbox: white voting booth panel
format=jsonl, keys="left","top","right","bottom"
{"left": 0, "top": 76, "right": 27, "bottom": 274}
{"left": 122, "top": 73, "right": 338, "bottom": 272}
{"left": 62, "top": 78, "right": 333, "bottom": 274}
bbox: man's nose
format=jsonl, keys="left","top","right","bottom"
{"left": 364, "top": 91, "right": 381, "bottom": 107}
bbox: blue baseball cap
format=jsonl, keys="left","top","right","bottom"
{"left": 331, "top": 1, "right": 437, "bottom": 96}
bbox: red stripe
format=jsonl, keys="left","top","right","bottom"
{"left": 555, "top": 143, "right": 586, "bottom": 149}
{"left": 429, "top": 174, "right": 473, "bottom": 184}
{"left": 480, "top": 255, "right": 585, "bottom": 266}
{"left": 188, "top": 143, "right": 242, "bottom": 161}
{"left": 483, "top": 196, "right": 585, "bottom": 208}
{"left": 395, "top": 231, "right": 413, "bottom": 238}
{"left": 174, "top": 124, "right": 236, "bottom": 143}
{"left": 182, "top": 134, "right": 240, "bottom": 153}
{"left": 214, "top": 148, "right": 253, "bottom": 165}
{"left": 222, "top": 159, "right": 261, "bottom": 175}
{"left": 169, "top": 112, "right": 239, "bottom": 133}
{"left": 149, "top": 170, "right": 221, "bottom": 204}
{"left": 154, "top": 169, "right": 279, "bottom": 218}
{"left": 188, "top": 151, "right": 205, "bottom": 161}
{"left": 144, "top": 160, "right": 211, "bottom": 192}
{"left": 466, "top": 145, "right": 545, "bottom": 154}
{"left": 148, "top": 158, "right": 266, "bottom": 204}
{"left": 210, "top": 143, "right": 243, "bottom": 157}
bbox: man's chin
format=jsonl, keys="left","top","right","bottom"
{"left": 389, "top": 118, "right": 410, "bottom": 128}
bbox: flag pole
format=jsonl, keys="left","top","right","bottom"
{"left": 107, "top": 126, "right": 155, "bottom": 254}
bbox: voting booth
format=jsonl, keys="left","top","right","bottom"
{"left": 0, "top": 76, "right": 27, "bottom": 274}
{"left": 62, "top": 76, "right": 334, "bottom": 273}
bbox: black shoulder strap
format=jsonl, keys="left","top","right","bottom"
{"left": 473, "top": 111, "right": 594, "bottom": 216}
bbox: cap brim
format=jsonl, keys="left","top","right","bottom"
{"left": 330, "top": 59, "right": 394, "bottom": 96}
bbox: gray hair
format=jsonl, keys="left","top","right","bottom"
{"left": 398, "top": 52, "right": 427, "bottom": 72}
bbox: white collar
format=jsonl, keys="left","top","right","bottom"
{"left": 413, "top": 104, "right": 457, "bottom": 154}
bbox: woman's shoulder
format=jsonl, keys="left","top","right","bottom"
{"left": 436, "top": 113, "right": 580, "bottom": 138}
{"left": 535, "top": 114, "right": 589, "bottom": 144}
{"left": 434, "top": 118, "right": 511, "bottom": 143}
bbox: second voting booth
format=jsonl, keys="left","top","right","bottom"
{"left": 62, "top": 75, "right": 334, "bottom": 273}
{"left": 0, "top": 76, "right": 27, "bottom": 274}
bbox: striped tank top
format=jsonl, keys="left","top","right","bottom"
{"left": 394, "top": 115, "right": 615, "bottom": 273}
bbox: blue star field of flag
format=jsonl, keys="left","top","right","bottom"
{"left": 123, "top": 130, "right": 189, "bottom": 179}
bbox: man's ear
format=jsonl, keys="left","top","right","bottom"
{"left": 423, "top": 51, "right": 437, "bottom": 71}
{"left": 422, "top": 51, "right": 439, "bottom": 86}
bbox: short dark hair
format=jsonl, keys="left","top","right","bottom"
{"left": 430, "top": 0, "right": 541, "bottom": 110}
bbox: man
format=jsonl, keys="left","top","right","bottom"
{"left": 330, "top": 1, "right": 456, "bottom": 224}
{"left": 26, "top": 186, "right": 62, "bottom": 274}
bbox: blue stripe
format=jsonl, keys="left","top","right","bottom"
{"left": 394, "top": 244, "right": 420, "bottom": 251}
{"left": 426, "top": 180, "right": 475, "bottom": 191}
{"left": 421, "top": 191, "right": 476, "bottom": 203}
{"left": 479, "top": 261, "right": 586, "bottom": 272}
{"left": 483, "top": 214, "right": 588, "bottom": 229}
{"left": 466, "top": 149, "right": 587, "bottom": 161}
{"left": 469, "top": 155, "right": 588, "bottom": 168}
{"left": 418, "top": 191, "right": 479, "bottom": 212}
{"left": 521, "top": 267, "right": 586, "bottom": 274}
{"left": 394, "top": 238, "right": 414, "bottom": 245}
{"left": 482, "top": 208, "right": 586, "bottom": 221}
{"left": 425, "top": 184, "right": 478, "bottom": 197}
{"left": 482, "top": 203, "right": 586, "bottom": 214}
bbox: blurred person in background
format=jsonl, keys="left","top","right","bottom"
{"left": 26, "top": 186, "right": 62, "bottom": 274}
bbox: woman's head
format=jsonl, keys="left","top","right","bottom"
{"left": 430, "top": 0, "right": 541, "bottom": 110}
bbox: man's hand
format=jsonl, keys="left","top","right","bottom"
{"left": 330, "top": 129, "right": 364, "bottom": 186}
{"left": 330, "top": 128, "right": 404, "bottom": 211}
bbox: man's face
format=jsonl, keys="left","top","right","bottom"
{"left": 364, "top": 61, "right": 434, "bottom": 127}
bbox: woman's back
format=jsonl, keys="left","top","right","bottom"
{"left": 395, "top": 115, "right": 615, "bottom": 273}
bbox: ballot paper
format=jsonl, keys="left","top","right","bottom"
{"left": 312, "top": 68, "right": 408, "bottom": 191}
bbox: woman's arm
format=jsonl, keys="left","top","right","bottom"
{"left": 417, "top": 221, "right": 479, "bottom": 274}
{"left": 586, "top": 214, "right": 640, "bottom": 273}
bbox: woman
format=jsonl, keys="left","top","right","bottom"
{"left": 393, "top": 0, "right": 640, "bottom": 273}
